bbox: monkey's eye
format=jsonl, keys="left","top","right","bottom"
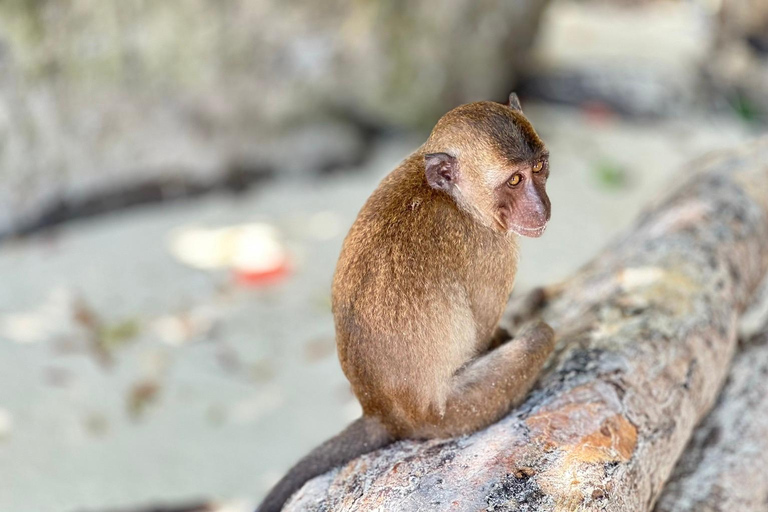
{"left": 507, "top": 173, "right": 522, "bottom": 187}
{"left": 532, "top": 161, "right": 544, "bottom": 173}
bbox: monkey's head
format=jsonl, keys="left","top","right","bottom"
{"left": 422, "top": 93, "right": 551, "bottom": 237}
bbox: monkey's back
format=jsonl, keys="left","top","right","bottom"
{"left": 331, "top": 155, "right": 518, "bottom": 433}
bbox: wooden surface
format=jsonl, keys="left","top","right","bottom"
{"left": 654, "top": 306, "right": 768, "bottom": 512}
{"left": 283, "top": 137, "right": 768, "bottom": 511}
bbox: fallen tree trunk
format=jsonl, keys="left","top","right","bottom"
{"left": 654, "top": 303, "right": 768, "bottom": 512}
{"left": 283, "top": 137, "right": 768, "bottom": 512}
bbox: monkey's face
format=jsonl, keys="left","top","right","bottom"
{"left": 492, "top": 155, "right": 551, "bottom": 237}
{"left": 424, "top": 98, "right": 551, "bottom": 237}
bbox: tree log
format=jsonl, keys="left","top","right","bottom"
{"left": 281, "top": 137, "right": 768, "bottom": 512}
{"left": 653, "top": 303, "right": 768, "bottom": 512}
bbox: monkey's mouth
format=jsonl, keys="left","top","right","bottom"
{"left": 509, "top": 222, "right": 548, "bottom": 238}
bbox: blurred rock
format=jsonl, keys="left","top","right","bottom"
{"left": 704, "top": 0, "right": 768, "bottom": 121}
{"left": 519, "top": 1, "right": 708, "bottom": 117}
{"left": 0, "top": 0, "right": 550, "bottom": 236}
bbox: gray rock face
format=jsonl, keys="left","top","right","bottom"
{"left": 0, "top": 0, "right": 550, "bottom": 236}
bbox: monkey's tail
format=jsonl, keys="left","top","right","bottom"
{"left": 255, "top": 416, "right": 393, "bottom": 512}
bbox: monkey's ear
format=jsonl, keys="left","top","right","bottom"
{"left": 425, "top": 153, "right": 458, "bottom": 192}
{"left": 508, "top": 92, "right": 522, "bottom": 111}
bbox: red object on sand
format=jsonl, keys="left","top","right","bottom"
{"left": 234, "top": 259, "right": 291, "bottom": 285}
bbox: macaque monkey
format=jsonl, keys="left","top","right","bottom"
{"left": 257, "top": 93, "right": 555, "bottom": 512}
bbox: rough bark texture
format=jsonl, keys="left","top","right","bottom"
{"left": 283, "top": 138, "right": 768, "bottom": 512}
{"left": 654, "top": 301, "right": 768, "bottom": 512}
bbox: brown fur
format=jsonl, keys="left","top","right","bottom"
{"left": 256, "top": 96, "right": 555, "bottom": 512}
{"left": 333, "top": 100, "right": 553, "bottom": 438}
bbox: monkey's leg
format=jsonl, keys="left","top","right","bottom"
{"left": 427, "top": 321, "right": 555, "bottom": 438}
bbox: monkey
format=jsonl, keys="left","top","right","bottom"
{"left": 256, "top": 93, "right": 555, "bottom": 512}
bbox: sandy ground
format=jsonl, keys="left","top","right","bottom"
{"left": 3, "top": 2, "right": 766, "bottom": 511}
{"left": 0, "top": 101, "right": 757, "bottom": 511}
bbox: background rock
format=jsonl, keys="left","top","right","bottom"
{"left": 517, "top": 1, "right": 710, "bottom": 117}
{"left": 703, "top": 0, "right": 768, "bottom": 122}
{"left": 0, "top": 0, "right": 550, "bottom": 237}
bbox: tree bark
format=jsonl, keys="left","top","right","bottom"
{"left": 653, "top": 301, "right": 768, "bottom": 512}
{"left": 283, "top": 137, "right": 768, "bottom": 512}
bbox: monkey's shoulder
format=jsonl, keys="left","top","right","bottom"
{"left": 351, "top": 173, "right": 470, "bottom": 254}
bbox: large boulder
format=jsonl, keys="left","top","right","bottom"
{"left": 0, "top": 0, "right": 550, "bottom": 236}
